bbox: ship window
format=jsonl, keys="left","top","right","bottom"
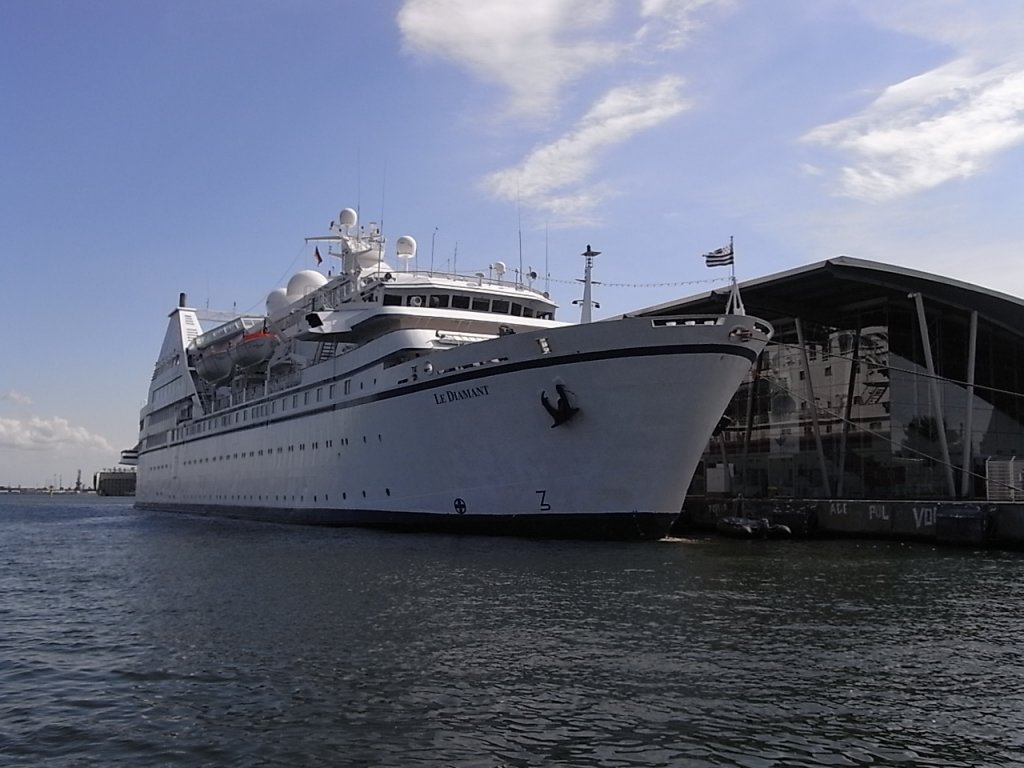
{"left": 522, "top": 307, "right": 535, "bottom": 318}
{"left": 329, "top": 384, "right": 336, "bottom": 398}
{"left": 429, "top": 295, "right": 449, "bottom": 308}
{"left": 451, "top": 295, "right": 470, "bottom": 309}
{"left": 383, "top": 293, "right": 402, "bottom": 306}
{"left": 511, "top": 303, "right": 523, "bottom": 316}
{"left": 304, "top": 391, "right": 310, "bottom": 405}
{"left": 472, "top": 297, "right": 490, "bottom": 311}
{"left": 408, "top": 295, "right": 426, "bottom": 307}
{"left": 491, "top": 299, "right": 509, "bottom": 314}
{"left": 344, "top": 380, "right": 351, "bottom": 395}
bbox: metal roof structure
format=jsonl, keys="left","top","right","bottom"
{"left": 635, "top": 256, "right": 1024, "bottom": 337}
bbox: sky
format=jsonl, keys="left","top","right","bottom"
{"left": 2, "top": 0, "right": 1023, "bottom": 488}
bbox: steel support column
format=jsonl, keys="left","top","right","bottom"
{"left": 795, "top": 317, "right": 832, "bottom": 498}
{"left": 836, "top": 324, "right": 861, "bottom": 497}
{"left": 960, "top": 310, "right": 978, "bottom": 497}
{"left": 910, "top": 292, "right": 956, "bottom": 497}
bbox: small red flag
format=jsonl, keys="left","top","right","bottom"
{"left": 314, "top": 246, "right": 323, "bottom": 265}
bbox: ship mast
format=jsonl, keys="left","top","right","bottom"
{"left": 575, "top": 244, "right": 601, "bottom": 324}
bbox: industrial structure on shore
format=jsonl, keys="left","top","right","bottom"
{"left": 640, "top": 257, "right": 1024, "bottom": 546}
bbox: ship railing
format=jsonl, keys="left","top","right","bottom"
{"left": 649, "top": 314, "right": 774, "bottom": 338}
{"left": 434, "top": 331, "right": 496, "bottom": 346}
{"left": 267, "top": 370, "right": 302, "bottom": 395}
{"left": 363, "top": 266, "right": 549, "bottom": 295}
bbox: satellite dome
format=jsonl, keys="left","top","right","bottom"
{"left": 396, "top": 235, "right": 417, "bottom": 259}
{"left": 266, "top": 287, "right": 289, "bottom": 315}
{"left": 286, "top": 269, "right": 328, "bottom": 298}
{"left": 339, "top": 208, "right": 358, "bottom": 228}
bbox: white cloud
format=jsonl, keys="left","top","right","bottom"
{"left": 0, "top": 390, "right": 32, "bottom": 405}
{"left": 398, "top": 0, "right": 728, "bottom": 117}
{"left": 0, "top": 416, "right": 113, "bottom": 452}
{"left": 484, "top": 76, "right": 691, "bottom": 222}
{"left": 854, "top": 0, "right": 1024, "bottom": 56}
{"left": 803, "top": 2, "right": 1024, "bottom": 201}
{"left": 635, "top": 0, "right": 733, "bottom": 52}
{"left": 397, "top": 0, "right": 727, "bottom": 220}
{"left": 805, "top": 58, "right": 1024, "bottom": 201}
{"left": 398, "top": 0, "right": 620, "bottom": 117}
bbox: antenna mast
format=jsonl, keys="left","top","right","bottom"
{"left": 575, "top": 244, "right": 601, "bottom": 324}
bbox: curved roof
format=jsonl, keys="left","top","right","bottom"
{"left": 637, "top": 256, "right": 1024, "bottom": 338}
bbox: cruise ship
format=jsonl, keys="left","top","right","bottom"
{"left": 133, "top": 207, "right": 772, "bottom": 539}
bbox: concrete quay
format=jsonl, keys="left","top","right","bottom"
{"left": 676, "top": 497, "right": 1024, "bottom": 549}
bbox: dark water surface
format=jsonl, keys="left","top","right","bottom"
{"left": 2, "top": 494, "right": 1023, "bottom": 767}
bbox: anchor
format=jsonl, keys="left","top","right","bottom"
{"left": 540, "top": 382, "right": 579, "bottom": 428}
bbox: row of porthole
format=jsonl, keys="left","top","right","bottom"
{"left": 164, "top": 434, "right": 384, "bottom": 467}
{"left": 151, "top": 488, "right": 394, "bottom": 502}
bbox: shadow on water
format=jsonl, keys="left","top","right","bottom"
{"left": 2, "top": 496, "right": 1024, "bottom": 766}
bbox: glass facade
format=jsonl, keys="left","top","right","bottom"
{"left": 696, "top": 296, "right": 1024, "bottom": 500}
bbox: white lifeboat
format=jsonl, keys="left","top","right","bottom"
{"left": 229, "top": 329, "right": 279, "bottom": 368}
{"left": 195, "top": 345, "right": 234, "bottom": 382}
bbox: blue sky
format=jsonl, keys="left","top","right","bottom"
{"left": 2, "top": 0, "right": 1023, "bottom": 487}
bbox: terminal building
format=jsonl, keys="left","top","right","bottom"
{"left": 638, "top": 257, "right": 1024, "bottom": 543}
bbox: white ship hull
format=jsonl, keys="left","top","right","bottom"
{"left": 135, "top": 315, "right": 767, "bottom": 539}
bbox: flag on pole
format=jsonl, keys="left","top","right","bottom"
{"left": 314, "top": 246, "right": 323, "bottom": 265}
{"left": 703, "top": 242, "right": 734, "bottom": 267}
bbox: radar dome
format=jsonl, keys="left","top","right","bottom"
{"left": 339, "top": 208, "right": 358, "bottom": 228}
{"left": 396, "top": 235, "right": 417, "bottom": 259}
{"left": 492, "top": 261, "right": 506, "bottom": 277}
{"left": 286, "top": 269, "right": 328, "bottom": 298}
{"left": 266, "top": 287, "right": 289, "bottom": 315}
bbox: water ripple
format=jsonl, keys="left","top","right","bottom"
{"left": 2, "top": 498, "right": 1024, "bottom": 766}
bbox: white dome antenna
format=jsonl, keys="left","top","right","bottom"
{"left": 492, "top": 260, "right": 506, "bottom": 278}
{"left": 339, "top": 208, "right": 358, "bottom": 229}
{"left": 396, "top": 234, "right": 417, "bottom": 271}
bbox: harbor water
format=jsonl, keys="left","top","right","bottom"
{"left": 2, "top": 494, "right": 1023, "bottom": 767}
